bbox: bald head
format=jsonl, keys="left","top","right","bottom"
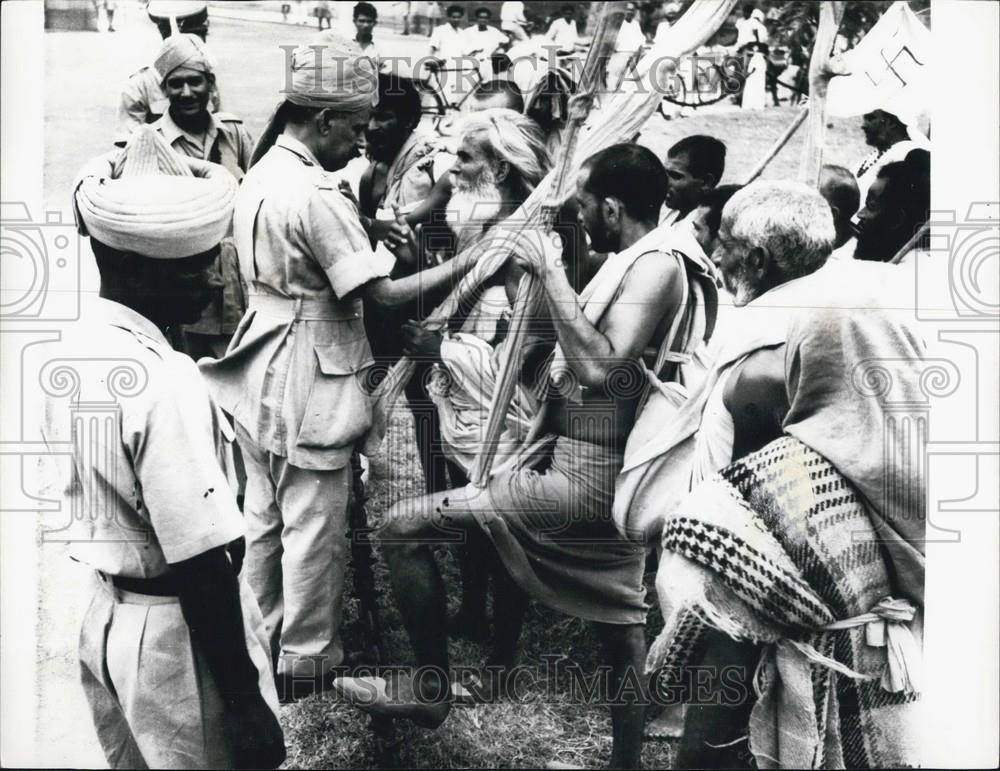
{"left": 819, "top": 165, "right": 860, "bottom": 248}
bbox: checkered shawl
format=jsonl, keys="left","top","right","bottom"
{"left": 647, "top": 436, "right": 923, "bottom": 768}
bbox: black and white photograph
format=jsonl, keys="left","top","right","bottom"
{"left": 1, "top": 0, "right": 997, "bottom": 768}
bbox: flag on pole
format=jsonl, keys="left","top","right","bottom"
{"left": 826, "top": 2, "right": 931, "bottom": 140}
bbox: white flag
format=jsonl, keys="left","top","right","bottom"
{"left": 827, "top": 2, "right": 930, "bottom": 137}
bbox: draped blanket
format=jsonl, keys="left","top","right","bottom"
{"left": 647, "top": 436, "right": 923, "bottom": 769}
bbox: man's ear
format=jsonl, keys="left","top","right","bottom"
{"left": 747, "top": 245, "right": 769, "bottom": 279}
{"left": 494, "top": 159, "right": 511, "bottom": 184}
{"left": 702, "top": 172, "right": 718, "bottom": 189}
{"left": 603, "top": 197, "right": 622, "bottom": 226}
{"left": 316, "top": 108, "right": 333, "bottom": 135}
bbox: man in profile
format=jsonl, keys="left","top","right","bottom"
{"left": 660, "top": 134, "right": 727, "bottom": 228}
{"left": 38, "top": 126, "right": 283, "bottom": 769}
{"left": 337, "top": 144, "right": 708, "bottom": 770}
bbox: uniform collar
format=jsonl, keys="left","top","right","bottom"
{"left": 275, "top": 134, "right": 324, "bottom": 168}
{"left": 156, "top": 108, "right": 221, "bottom": 154}
{"left": 90, "top": 298, "right": 170, "bottom": 348}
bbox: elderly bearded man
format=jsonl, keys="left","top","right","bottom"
{"left": 200, "top": 38, "right": 478, "bottom": 701}
{"left": 399, "top": 107, "right": 556, "bottom": 649}
{"left": 336, "top": 144, "right": 715, "bottom": 770}
{"left": 639, "top": 182, "right": 926, "bottom": 767}
{"left": 36, "top": 126, "right": 283, "bottom": 769}
{"left": 147, "top": 33, "right": 254, "bottom": 360}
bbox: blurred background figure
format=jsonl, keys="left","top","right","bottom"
{"left": 500, "top": 1, "right": 529, "bottom": 43}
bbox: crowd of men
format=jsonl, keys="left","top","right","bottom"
{"left": 37, "top": 1, "right": 933, "bottom": 768}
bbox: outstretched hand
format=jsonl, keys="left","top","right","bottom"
{"left": 383, "top": 205, "right": 418, "bottom": 264}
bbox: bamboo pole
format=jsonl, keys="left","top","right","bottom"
{"left": 799, "top": 1, "right": 844, "bottom": 187}
{"left": 469, "top": 2, "right": 624, "bottom": 488}
{"left": 744, "top": 105, "right": 809, "bottom": 184}
{"left": 889, "top": 222, "right": 930, "bottom": 265}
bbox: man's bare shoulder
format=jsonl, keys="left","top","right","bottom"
{"left": 723, "top": 344, "right": 788, "bottom": 418}
{"left": 616, "top": 249, "right": 684, "bottom": 307}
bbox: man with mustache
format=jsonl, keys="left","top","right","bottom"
{"left": 115, "top": 1, "right": 222, "bottom": 143}
{"left": 338, "top": 144, "right": 708, "bottom": 769}
{"left": 200, "top": 39, "right": 478, "bottom": 702}
{"left": 148, "top": 33, "right": 254, "bottom": 360}
{"left": 399, "top": 107, "right": 555, "bottom": 647}
{"left": 647, "top": 182, "right": 926, "bottom": 768}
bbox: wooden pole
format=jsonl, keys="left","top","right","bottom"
{"left": 744, "top": 105, "right": 809, "bottom": 184}
{"left": 799, "top": 1, "right": 844, "bottom": 187}
{"left": 889, "top": 223, "right": 930, "bottom": 265}
{"left": 469, "top": 2, "right": 624, "bottom": 488}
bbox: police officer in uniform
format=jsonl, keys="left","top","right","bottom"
{"left": 200, "top": 38, "right": 478, "bottom": 700}
{"left": 115, "top": 0, "right": 222, "bottom": 144}
{"left": 148, "top": 33, "right": 254, "bottom": 359}
{"left": 38, "top": 126, "right": 284, "bottom": 769}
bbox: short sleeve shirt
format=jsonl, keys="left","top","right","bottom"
{"left": 430, "top": 23, "right": 469, "bottom": 60}
{"left": 464, "top": 25, "right": 508, "bottom": 57}
{"left": 152, "top": 110, "right": 254, "bottom": 182}
{"left": 34, "top": 299, "right": 244, "bottom": 578}
{"left": 199, "top": 135, "right": 393, "bottom": 470}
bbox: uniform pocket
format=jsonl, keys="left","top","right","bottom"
{"left": 296, "top": 338, "right": 376, "bottom": 451}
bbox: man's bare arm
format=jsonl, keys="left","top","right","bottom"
{"left": 723, "top": 344, "right": 790, "bottom": 460}
{"left": 537, "top": 250, "right": 683, "bottom": 389}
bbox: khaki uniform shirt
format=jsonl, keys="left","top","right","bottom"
{"left": 200, "top": 135, "right": 394, "bottom": 471}
{"left": 153, "top": 110, "right": 254, "bottom": 335}
{"left": 116, "top": 65, "right": 222, "bottom": 144}
{"left": 35, "top": 299, "right": 244, "bottom": 578}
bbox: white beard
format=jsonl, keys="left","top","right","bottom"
{"left": 447, "top": 171, "right": 504, "bottom": 251}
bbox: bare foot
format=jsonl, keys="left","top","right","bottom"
{"left": 331, "top": 673, "right": 451, "bottom": 729}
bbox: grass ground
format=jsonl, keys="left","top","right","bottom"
{"left": 37, "top": 13, "right": 869, "bottom": 769}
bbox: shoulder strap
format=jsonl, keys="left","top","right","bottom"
{"left": 635, "top": 251, "right": 692, "bottom": 414}
{"left": 652, "top": 250, "right": 692, "bottom": 380}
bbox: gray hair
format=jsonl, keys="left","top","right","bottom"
{"left": 721, "top": 180, "right": 835, "bottom": 276}
{"left": 458, "top": 108, "right": 551, "bottom": 194}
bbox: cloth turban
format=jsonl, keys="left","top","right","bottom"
{"left": 284, "top": 34, "right": 378, "bottom": 113}
{"left": 249, "top": 34, "right": 378, "bottom": 167}
{"left": 154, "top": 33, "right": 214, "bottom": 82}
{"left": 75, "top": 126, "right": 237, "bottom": 259}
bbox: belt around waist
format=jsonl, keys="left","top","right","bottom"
{"left": 249, "top": 293, "right": 362, "bottom": 321}
{"left": 101, "top": 571, "right": 182, "bottom": 597}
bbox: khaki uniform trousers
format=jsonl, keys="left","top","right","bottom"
{"left": 237, "top": 424, "right": 351, "bottom": 679}
{"left": 79, "top": 574, "right": 279, "bottom": 769}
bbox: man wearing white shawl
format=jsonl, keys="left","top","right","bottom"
{"left": 40, "top": 126, "right": 284, "bottom": 769}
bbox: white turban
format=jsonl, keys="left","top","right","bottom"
{"left": 75, "top": 126, "right": 237, "bottom": 259}
{"left": 154, "top": 33, "right": 214, "bottom": 82}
